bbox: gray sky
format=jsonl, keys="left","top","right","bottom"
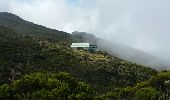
{"left": 0, "top": 0, "right": 170, "bottom": 63}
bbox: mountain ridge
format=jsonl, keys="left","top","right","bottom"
{"left": 0, "top": 12, "right": 158, "bottom": 94}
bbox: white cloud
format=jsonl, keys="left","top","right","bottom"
{"left": 1, "top": 0, "right": 170, "bottom": 65}
{"left": 0, "top": 0, "right": 10, "bottom": 11}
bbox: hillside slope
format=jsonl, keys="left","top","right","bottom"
{"left": 0, "top": 12, "right": 158, "bottom": 94}
{"left": 0, "top": 12, "right": 167, "bottom": 70}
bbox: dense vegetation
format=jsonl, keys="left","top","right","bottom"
{"left": 0, "top": 71, "right": 170, "bottom": 99}
{"left": 0, "top": 12, "right": 169, "bottom": 99}
{"left": 0, "top": 72, "right": 94, "bottom": 99}
{"left": 100, "top": 71, "right": 170, "bottom": 100}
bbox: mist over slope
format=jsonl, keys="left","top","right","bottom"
{"left": 1, "top": 0, "right": 170, "bottom": 70}
{"left": 98, "top": 39, "right": 168, "bottom": 70}
{"left": 72, "top": 31, "right": 168, "bottom": 70}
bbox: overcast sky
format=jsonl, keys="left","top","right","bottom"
{"left": 0, "top": 0, "right": 170, "bottom": 62}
